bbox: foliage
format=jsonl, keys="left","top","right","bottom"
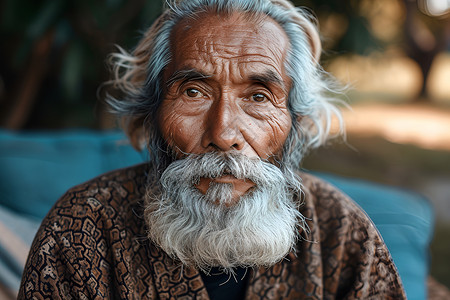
{"left": 0, "top": 0, "right": 164, "bottom": 129}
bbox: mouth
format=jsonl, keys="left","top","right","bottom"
{"left": 194, "top": 174, "right": 256, "bottom": 204}
{"left": 208, "top": 168, "right": 235, "bottom": 179}
{"left": 212, "top": 174, "right": 241, "bottom": 184}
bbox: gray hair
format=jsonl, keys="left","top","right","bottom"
{"left": 106, "top": 0, "right": 344, "bottom": 170}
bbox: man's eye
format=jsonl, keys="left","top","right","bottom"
{"left": 251, "top": 93, "right": 267, "bottom": 102}
{"left": 185, "top": 88, "right": 203, "bottom": 98}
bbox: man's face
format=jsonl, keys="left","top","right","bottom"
{"left": 157, "top": 12, "right": 292, "bottom": 204}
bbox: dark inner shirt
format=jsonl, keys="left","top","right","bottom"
{"left": 200, "top": 267, "right": 249, "bottom": 300}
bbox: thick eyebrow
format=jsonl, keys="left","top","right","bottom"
{"left": 165, "top": 69, "right": 211, "bottom": 88}
{"left": 248, "top": 70, "right": 286, "bottom": 92}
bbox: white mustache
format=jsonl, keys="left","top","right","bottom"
{"left": 160, "top": 152, "right": 286, "bottom": 188}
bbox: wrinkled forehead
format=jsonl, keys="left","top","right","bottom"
{"left": 171, "top": 12, "right": 289, "bottom": 53}
{"left": 167, "top": 10, "right": 291, "bottom": 80}
{"left": 171, "top": 10, "right": 288, "bottom": 45}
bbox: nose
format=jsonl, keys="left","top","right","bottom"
{"left": 201, "top": 97, "right": 245, "bottom": 152}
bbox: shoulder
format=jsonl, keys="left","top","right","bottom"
{"left": 298, "top": 172, "right": 406, "bottom": 299}
{"left": 60, "top": 162, "right": 148, "bottom": 205}
{"left": 299, "top": 172, "right": 371, "bottom": 227}
{"left": 299, "top": 171, "right": 381, "bottom": 251}
{"left": 33, "top": 163, "right": 151, "bottom": 259}
{"left": 19, "top": 163, "right": 152, "bottom": 298}
{"left": 45, "top": 163, "right": 149, "bottom": 225}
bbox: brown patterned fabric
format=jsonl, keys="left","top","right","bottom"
{"left": 18, "top": 164, "right": 406, "bottom": 299}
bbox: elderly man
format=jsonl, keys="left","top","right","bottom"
{"left": 19, "top": 0, "right": 406, "bottom": 299}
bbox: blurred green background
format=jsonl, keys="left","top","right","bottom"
{"left": 1, "top": 0, "right": 449, "bottom": 289}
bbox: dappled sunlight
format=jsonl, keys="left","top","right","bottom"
{"left": 327, "top": 53, "right": 450, "bottom": 103}
{"left": 360, "top": 0, "right": 405, "bottom": 42}
{"left": 428, "top": 53, "right": 450, "bottom": 101}
{"left": 327, "top": 50, "right": 450, "bottom": 152}
{"left": 420, "top": 0, "right": 450, "bottom": 16}
{"left": 328, "top": 53, "right": 423, "bottom": 99}
{"left": 341, "top": 103, "right": 450, "bottom": 151}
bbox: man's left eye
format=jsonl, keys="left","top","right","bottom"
{"left": 251, "top": 93, "right": 267, "bottom": 102}
{"left": 185, "top": 88, "right": 203, "bottom": 98}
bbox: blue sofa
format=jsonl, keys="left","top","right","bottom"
{"left": 0, "top": 130, "right": 434, "bottom": 299}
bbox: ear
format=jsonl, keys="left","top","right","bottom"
{"left": 123, "top": 117, "right": 147, "bottom": 151}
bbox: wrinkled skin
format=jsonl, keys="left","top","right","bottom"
{"left": 157, "top": 12, "right": 292, "bottom": 205}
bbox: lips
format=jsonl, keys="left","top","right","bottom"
{"left": 212, "top": 174, "right": 241, "bottom": 183}
{"left": 195, "top": 174, "right": 256, "bottom": 205}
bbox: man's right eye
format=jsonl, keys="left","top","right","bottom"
{"left": 185, "top": 88, "right": 203, "bottom": 98}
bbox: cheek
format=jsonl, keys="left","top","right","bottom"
{"left": 244, "top": 107, "right": 292, "bottom": 158}
{"left": 266, "top": 111, "right": 292, "bottom": 155}
{"left": 157, "top": 102, "right": 203, "bottom": 154}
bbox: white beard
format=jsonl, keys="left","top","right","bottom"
{"left": 144, "top": 152, "right": 304, "bottom": 272}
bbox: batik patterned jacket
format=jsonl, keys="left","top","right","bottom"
{"left": 19, "top": 164, "right": 406, "bottom": 299}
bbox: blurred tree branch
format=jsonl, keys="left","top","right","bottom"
{"left": 2, "top": 30, "right": 53, "bottom": 129}
{"left": 0, "top": 0, "right": 162, "bottom": 129}
{"left": 403, "top": 0, "right": 450, "bottom": 100}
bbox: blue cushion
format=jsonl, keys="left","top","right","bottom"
{"left": 0, "top": 130, "right": 146, "bottom": 219}
{"left": 314, "top": 172, "right": 434, "bottom": 300}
